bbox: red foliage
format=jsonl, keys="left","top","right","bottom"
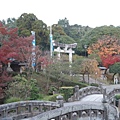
{"left": 0, "top": 22, "right": 34, "bottom": 101}
{"left": 38, "top": 56, "right": 52, "bottom": 69}
{"left": 0, "top": 22, "right": 33, "bottom": 64}
{"left": 101, "top": 55, "right": 120, "bottom": 68}
{"left": 0, "top": 71, "right": 12, "bottom": 99}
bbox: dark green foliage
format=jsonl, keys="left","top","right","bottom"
{"left": 58, "top": 18, "right": 69, "bottom": 28}
{"left": 43, "top": 94, "right": 63, "bottom": 102}
{"left": 90, "top": 83, "right": 99, "bottom": 87}
{"left": 61, "top": 80, "right": 88, "bottom": 88}
{"left": 5, "top": 75, "right": 40, "bottom": 100}
{"left": 59, "top": 87, "right": 74, "bottom": 101}
{"left": 48, "top": 94, "right": 59, "bottom": 102}
{"left": 52, "top": 25, "right": 75, "bottom": 44}
{"left": 29, "top": 79, "right": 40, "bottom": 100}
{"left": 58, "top": 18, "right": 92, "bottom": 55}
{"left": 16, "top": 13, "right": 49, "bottom": 50}
{"left": 72, "top": 57, "right": 85, "bottom": 74}
{"left": 48, "top": 86, "right": 58, "bottom": 95}
{"left": 81, "top": 25, "right": 120, "bottom": 46}
{"left": 46, "top": 61, "right": 71, "bottom": 83}
{"left": 4, "top": 97, "right": 21, "bottom": 103}
{"left": 109, "top": 62, "right": 120, "bottom": 74}
{"left": 114, "top": 94, "right": 120, "bottom": 107}
{"left": 4, "top": 18, "right": 17, "bottom": 28}
{"left": 115, "top": 94, "right": 120, "bottom": 100}
{"left": 57, "top": 35, "right": 75, "bottom": 44}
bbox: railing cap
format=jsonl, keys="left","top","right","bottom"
{"left": 56, "top": 95, "right": 63, "bottom": 100}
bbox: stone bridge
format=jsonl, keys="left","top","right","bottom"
{"left": 68, "top": 85, "right": 120, "bottom": 104}
{"left": 0, "top": 100, "right": 60, "bottom": 120}
{"left": 22, "top": 102, "right": 119, "bottom": 120}
{"left": 68, "top": 85, "right": 102, "bottom": 102}
{"left": 1, "top": 85, "right": 120, "bottom": 120}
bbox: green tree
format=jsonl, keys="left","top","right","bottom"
{"left": 52, "top": 24, "right": 76, "bottom": 44}
{"left": 6, "top": 75, "right": 40, "bottom": 100}
{"left": 44, "top": 58, "right": 71, "bottom": 91}
{"left": 58, "top": 18, "right": 92, "bottom": 55}
{"left": 58, "top": 17, "right": 69, "bottom": 28}
{"left": 81, "top": 25, "right": 120, "bottom": 47}
{"left": 16, "top": 13, "right": 49, "bottom": 50}
{"left": 109, "top": 62, "right": 120, "bottom": 80}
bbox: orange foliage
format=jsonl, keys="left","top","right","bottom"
{"left": 87, "top": 36, "right": 120, "bottom": 57}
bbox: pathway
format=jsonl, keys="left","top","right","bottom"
{"left": 102, "top": 84, "right": 120, "bottom": 93}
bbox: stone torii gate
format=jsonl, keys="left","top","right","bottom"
{"left": 53, "top": 41, "right": 77, "bottom": 63}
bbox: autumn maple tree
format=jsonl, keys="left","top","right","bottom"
{"left": 0, "top": 22, "right": 36, "bottom": 101}
{"left": 87, "top": 36, "right": 120, "bottom": 57}
{"left": 80, "top": 59, "right": 100, "bottom": 83}
{"left": 73, "top": 58, "right": 100, "bottom": 83}
{"left": 87, "top": 35, "right": 120, "bottom": 68}
{"left": 0, "top": 23, "right": 34, "bottom": 64}
{"left": 101, "top": 55, "right": 120, "bottom": 68}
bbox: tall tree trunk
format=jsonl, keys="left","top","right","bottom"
{"left": 82, "top": 74, "right": 85, "bottom": 82}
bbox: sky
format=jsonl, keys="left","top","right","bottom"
{"left": 0, "top": 0, "right": 120, "bottom": 28}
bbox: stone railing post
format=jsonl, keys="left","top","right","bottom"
{"left": 118, "top": 99, "right": 120, "bottom": 111}
{"left": 102, "top": 88, "right": 107, "bottom": 103}
{"left": 56, "top": 95, "right": 64, "bottom": 107}
{"left": 103, "top": 103, "right": 108, "bottom": 120}
{"left": 113, "top": 98, "right": 116, "bottom": 106}
{"left": 99, "top": 83, "right": 103, "bottom": 93}
{"left": 74, "top": 85, "right": 79, "bottom": 101}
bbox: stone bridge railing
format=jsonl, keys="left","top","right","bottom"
{"left": 0, "top": 100, "right": 60, "bottom": 120}
{"left": 68, "top": 85, "right": 102, "bottom": 102}
{"left": 1, "top": 85, "right": 120, "bottom": 120}
{"left": 22, "top": 102, "right": 119, "bottom": 120}
{"left": 105, "top": 88, "right": 120, "bottom": 103}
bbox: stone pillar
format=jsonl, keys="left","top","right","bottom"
{"left": 69, "top": 48, "right": 72, "bottom": 63}
{"left": 74, "top": 85, "right": 79, "bottom": 101}
{"left": 7, "top": 62, "right": 13, "bottom": 72}
{"left": 16, "top": 107, "right": 21, "bottom": 114}
{"left": 102, "top": 88, "right": 107, "bottom": 103}
{"left": 57, "top": 47, "right": 61, "bottom": 59}
{"left": 99, "top": 83, "right": 103, "bottom": 93}
{"left": 28, "top": 105, "right": 32, "bottom": 112}
{"left": 56, "top": 95, "right": 64, "bottom": 107}
{"left": 118, "top": 99, "right": 120, "bottom": 112}
{"left": 113, "top": 98, "right": 116, "bottom": 106}
{"left": 67, "top": 112, "right": 72, "bottom": 119}
{"left": 103, "top": 103, "right": 108, "bottom": 120}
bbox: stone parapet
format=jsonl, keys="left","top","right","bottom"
{"left": 22, "top": 102, "right": 119, "bottom": 120}
{"left": 0, "top": 100, "right": 60, "bottom": 120}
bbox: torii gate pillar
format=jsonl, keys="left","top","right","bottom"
{"left": 53, "top": 42, "right": 77, "bottom": 63}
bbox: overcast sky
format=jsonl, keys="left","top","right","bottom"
{"left": 0, "top": 0, "right": 120, "bottom": 28}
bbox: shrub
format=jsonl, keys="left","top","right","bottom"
{"left": 90, "top": 83, "right": 99, "bottom": 87}
{"left": 115, "top": 94, "right": 120, "bottom": 100}
{"left": 48, "top": 86, "right": 58, "bottom": 95}
{"left": 59, "top": 87, "right": 74, "bottom": 102}
{"left": 114, "top": 94, "right": 120, "bottom": 107}
{"left": 43, "top": 94, "right": 63, "bottom": 102}
{"left": 61, "top": 80, "right": 88, "bottom": 88}
{"left": 5, "top": 97, "right": 21, "bottom": 103}
{"left": 5, "top": 75, "right": 40, "bottom": 100}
